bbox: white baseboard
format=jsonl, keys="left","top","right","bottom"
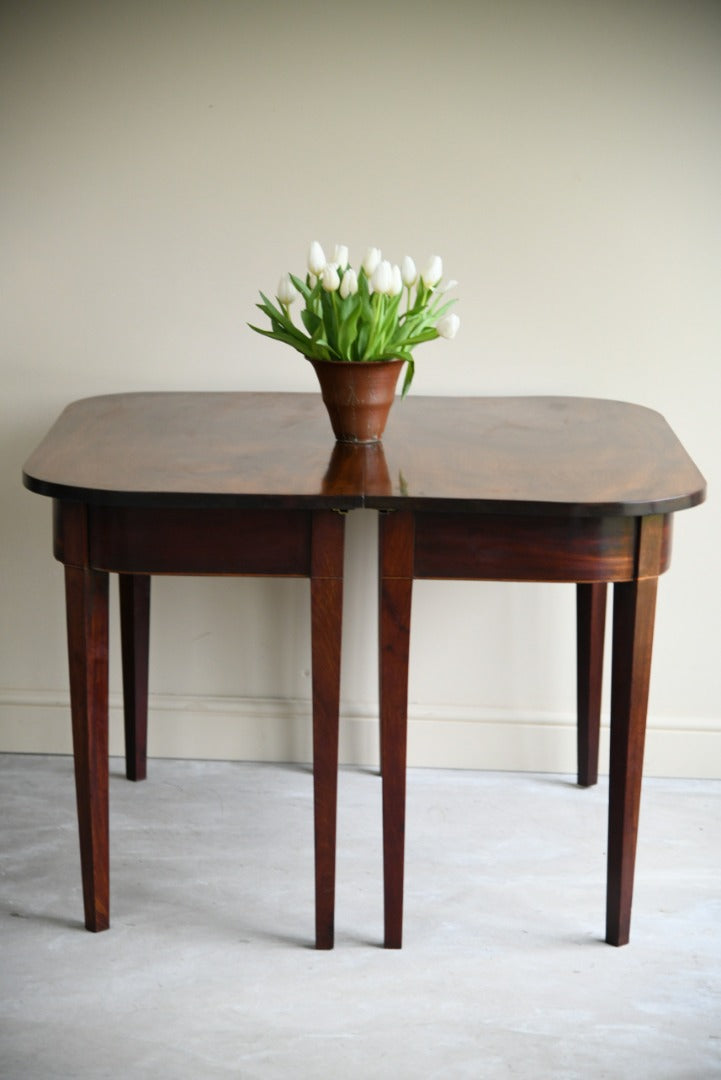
{"left": 0, "top": 689, "right": 719, "bottom": 779}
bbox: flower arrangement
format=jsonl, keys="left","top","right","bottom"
{"left": 249, "top": 241, "right": 459, "bottom": 395}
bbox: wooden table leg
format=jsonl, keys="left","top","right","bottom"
{"left": 576, "top": 582, "right": 607, "bottom": 787}
{"left": 119, "top": 574, "right": 150, "bottom": 782}
{"left": 379, "top": 511, "right": 414, "bottom": 949}
{"left": 65, "top": 564, "right": 110, "bottom": 932}
{"left": 606, "top": 517, "right": 662, "bottom": 945}
{"left": 606, "top": 573, "right": 658, "bottom": 945}
{"left": 310, "top": 511, "right": 345, "bottom": 950}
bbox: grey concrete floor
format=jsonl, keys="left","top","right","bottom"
{"left": 1, "top": 754, "right": 719, "bottom": 1079}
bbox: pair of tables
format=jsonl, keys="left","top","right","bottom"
{"left": 22, "top": 392, "right": 705, "bottom": 949}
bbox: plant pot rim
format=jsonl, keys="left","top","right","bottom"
{"left": 306, "top": 356, "right": 404, "bottom": 366}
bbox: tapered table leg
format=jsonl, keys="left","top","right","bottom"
{"left": 576, "top": 582, "right": 607, "bottom": 787}
{"left": 119, "top": 574, "right": 150, "bottom": 781}
{"left": 310, "top": 511, "right": 345, "bottom": 950}
{"left": 606, "top": 517, "right": 660, "bottom": 946}
{"left": 65, "top": 564, "right": 110, "bottom": 932}
{"left": 379, "top": 511, "right": 414, "bottom": 949}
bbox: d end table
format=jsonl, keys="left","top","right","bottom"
{"left": 23, "top": 392, "right": 363, "bottom": 949}
{"left": 368, "top": 396, "right": 705, "bottom": 948}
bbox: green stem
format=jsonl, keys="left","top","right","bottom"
{"left": 364, "top": 292, "right": 384, "bottom": 360}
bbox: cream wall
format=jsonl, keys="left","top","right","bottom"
{"left": 2, "top": 1, "right": 719, "bottom": 776}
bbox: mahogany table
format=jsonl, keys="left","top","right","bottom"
{"left": 22, "top": 392, "right": 367, "bottom": 949}
{"left": 369, "top": 396, "right": 705, "bottom": 948}
{"left": 23, "top": 392, "right": 705, "bottom": 952}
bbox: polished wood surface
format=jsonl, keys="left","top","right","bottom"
{"left": 24, "top": 393, "right": 705, "bottom": 513}
{"left": 25, "top": 396, "right": 354, "bottom": 949}
{"left": 372, "top": 399, "right": 704, "bottom": 950}
{"left": 24, "top": 393, "right": 359, "bottom": 507}
{"left": 371, "top": 395, "right": 704, "bottom": 515}
{"left": 410, "top": 512, "right": 670, "bottom": 582}
{"left": 23, "top": 393, "right": 705, "bottom": 952}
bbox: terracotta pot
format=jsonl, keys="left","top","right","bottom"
{"left": 308, "top": 357, "right": 404, "bottom": 443}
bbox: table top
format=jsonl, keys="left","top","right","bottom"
{"left": 23, "top": 392, "right": 706, "bottom": 517}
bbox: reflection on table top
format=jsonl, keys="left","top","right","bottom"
{"left": 23, "top": 392, "right": 706, "bottom": 517}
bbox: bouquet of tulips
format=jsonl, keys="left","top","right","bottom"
{"left": 249, "top": 241, "right": 459, "bottom": 395}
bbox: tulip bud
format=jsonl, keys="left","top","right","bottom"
{"left": 436, "top": 313, "right": 460, "bottom": 339}
{"left": 390, "top": 264, "right": 403, "bottom": 296}
{"left": 339, "top": 267, "right": 358, "bottom": 299}
{"left": 422, "top": 255, "right": 443, "bottom": 287}
{"left": 277, "top": 273, "right": 299, "bottom": 307}
{"left": 401, "top": 255, "right": 418, "bottom": 288}
{"left": 308, "top": 241, "right": 326, "bottom": 277}
{"left": 371, "top": 259, "right": 393, "bottom": 296}
{"left": 362, "top": 247, "right": 382, "bottom": 276}
{"left": 333, "top": 244, "right": 349, "bottom": 270}
{"left": 321, "top": 264, "right": 341, "bottom": 292}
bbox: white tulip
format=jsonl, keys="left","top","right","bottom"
{"left": 421, "top": 254, "right": 443, "bottom": 287}
{"left": 321, "top": 264, "right": 341, "bottom": 292}
{"left": 339, "top": 267, "right": 358, "bottom": 298}
{"left": 362, "top": 247, "right": 382, "bottom": 276}
{"left": 308, "top": 241, "right": 326, "bottom": 277}
{"left": 401, "top": 255, "right": 418, "bottom": 287}
{"left": 333, "top": 244, "right": 349, "bottom": 270}
{"left": 371, "top": 259, "right": 393, "bottom": 295}
{"left": 277, "top": 273, "right": 299, "bottom": 307}
{"left": 436, "top": 313, "right": 460, "bottom": 339}
{"left": 390, "top": 264, "right": 403, "bottom": 296}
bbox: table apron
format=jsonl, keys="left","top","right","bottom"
{"left": 410, "top": 512, "right": 672, "bottom": 583}
{"left": 53, "top": 502, "right": 322, "bottom": 576}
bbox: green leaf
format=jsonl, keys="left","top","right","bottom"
{"left": 392, "top": 308, "right": 432, "bottom": 343}
{"left": 401, "top": 357, "right": 415, "bottom": 396}
{"left": 289, "top": 273, "right": 312, "bottom": 302}
{"left": 377, "top": 292, "right": 403, "bottom": 352}
{"left": 301, "top": 309, "right": 322, "bottom": 337}
{"left": 248, "top": 323, "right": 314, "bottom": 355}
{"left": 258, "top": 291, "right": 291, "bottom": 327}
{"left": 355, "top": 322, "right": 370, "bottom": 360}
{"left": 358, "top": 272, "right": 373, "bottom": 318}
{"left": 399, "top": 327, "right": 439, "bottom": 348}
{"left": 319, "top": 289, "right": 340, "bottom": 356}
{"left": 361, "top": 292, "right": 383, "bottom": 360}
{"left": 337, "top": 296, "right": 362, "bottom": 360}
